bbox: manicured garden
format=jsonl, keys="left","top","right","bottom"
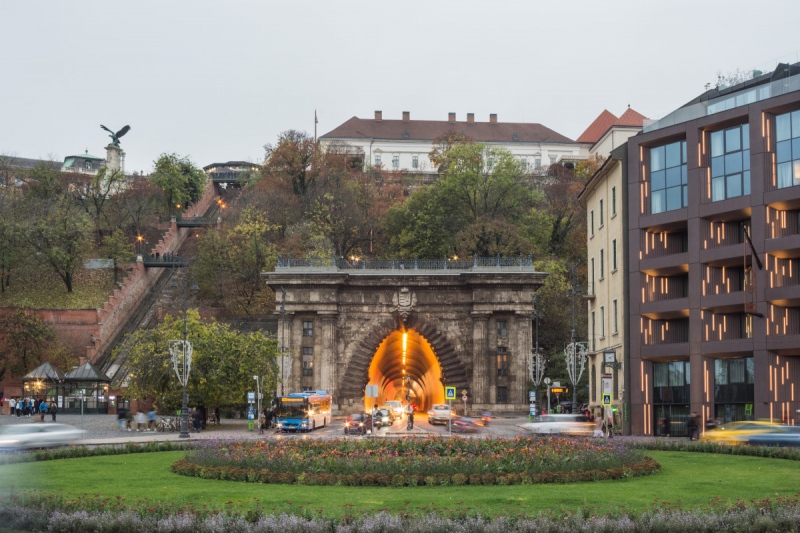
{"left": 0, "top": 438, "right": 799, "bottom": 532}
{"left": 172, "top": 436, "right": 658, "bottom": 486}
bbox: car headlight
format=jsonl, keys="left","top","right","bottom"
{"left": 359, "top": 422, "right": 363, "bottom": 427}
{"left": 344, "top": 422, "right": 350, "bottom": 427}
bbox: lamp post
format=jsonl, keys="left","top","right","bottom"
{"left": 565, "top": 262, "right": 587, "bottom": 413}
{"left": 530, "top": 294, "right": 545, "bottom": 419}
{"left": 279, "top": 287, "right": 286, "bottom": 397}
{"left": 169, "top": 261, "right": 197, "bottom": 439}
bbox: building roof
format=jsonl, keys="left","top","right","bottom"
{"left": 576, "top": 110, "right": 618, "bottom": 144}
{"left": 203, "top": 161, "right": 261, "bottom": 171}
{"left": 22, "top": 362, "right": 66, "bottom": 382}
{"left": 577, "top": 108, "right": 647, "bottom": 145}
{"left": 320, "top": 117, "right": 576, "bottom": 144}
{"left": 2, "top": 156, "right": 60, "bottom": 170}
{"left": 64, "top": 361, "right": 110, "bottom": 382}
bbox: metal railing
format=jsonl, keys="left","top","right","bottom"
{"left": 276, "top": 255, "right": 535, "bottom": 270}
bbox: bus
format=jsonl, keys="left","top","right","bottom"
{"left": 275, "top": 391, "right": 332, "bottom": 432}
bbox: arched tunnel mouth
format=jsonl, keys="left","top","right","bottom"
{"left": 365, "top": 328, "right": 444, "bottom": 412}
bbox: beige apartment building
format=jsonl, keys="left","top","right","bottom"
{"left": 577, "top": 108, "right": 646, "bottom": 431}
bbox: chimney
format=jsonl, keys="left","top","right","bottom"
{"left": 490, "top": 113, "right": 497, "bottom": 124}
{"left": 402, "top": 111, "right": 410, "bottom": 121}
{"left": 467, "top": 113, "right": 474, "bottom": 123}
{"left": 448, "top": 112, "right": 456, "bottom": 123}
{"left": 374, "top": 110, "right": 382, "bottom": 120}
{"left": 79, "top": 356, "right": 87, "bottom": 366}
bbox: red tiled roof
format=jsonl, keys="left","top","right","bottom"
{"left": 576, "top": 110, "right": 618, "bottom": 144}
{"left": 616, "top": 107, "right": 647, "bottom": 127}
{"left": 320, "top": 117, "right": 576, "bottom": 144}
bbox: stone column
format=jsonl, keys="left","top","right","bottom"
{"left": 472, "top": 313, "right": 491, "bottom": 404}
{"left": 105, "top": 144, "right": 123, "bottom": 174}
{"left": 291, "top": 316, "right": 303, "bottom": 393}
{"left": 513, "top": 312, "right": 531, "bottom": 407}
{"left": 318, "top": 313, "right": 338, "bottom": 396}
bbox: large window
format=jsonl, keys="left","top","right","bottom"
{"left": 302, "top": 347, "right": 314, "bottom": 376}
{"left": 392, "top": 155, "right": 399, "bottom": 169}
{"left": 711, "top": 124, "right": 750, "bottom": 201}
{"left": 650, "top": 140, "right": 687, "bottom": 214}
{"left": 496, "top": 320, "right": 507, "bottom": 338}
{"left": 653, "top": 360, "right": 691, "bottom": 436}
{"left": 302, "top": 321, "right": 314, "bottom": 337}
{"left": 496, "top": 347, "right": 508, "bottom": 377}
{"left": 714, "top": 357, "right": 754, "bottom": 423}
{"left": 412, "top": 155, "right": 419, "bottom": 169}
{"left": 776, "top": 110, "right": 800, "bottom": 189}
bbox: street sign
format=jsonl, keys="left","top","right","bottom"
{"left": 601, "top": 377, "right": 612, "bottom": 397}
{"left": 365, "top": 385, "right": 379, "bottom": 398}
{"left": 461, "top": 395, "right": 468, "bottom": 402}
{"left": 445, "top": 386, "right": 456, "bottom": 400}
{"left": 461, "top": 389, "right": 468, "bottom": 396}
{"left": 602, "top": 394, "right": 612, "bottom": 406}
{"left": 247, "top": 391, "right": 255, "bottom": 403}
{"left": 529, "top": 390, "right": 537, "bottom": 402}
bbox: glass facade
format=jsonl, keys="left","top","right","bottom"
{"left": 714, "top": 357, "right": 754, "bottom": 423}
{"left": 650, "top": 140, "right": 687, "bottom": 214}
{"left": 711, "top": 124, "right": 750, "bottom": 201}
{"left": 776, "top": 110, "right": 800, "bottom": 189}
{"left": 653, "top": 361, "right": 690, "bottom": 436}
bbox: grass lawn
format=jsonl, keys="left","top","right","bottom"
{"left": 0, "top": 257, "right": 118, "bottom": 309}
{"left": 1, "top": 450, "right": 799, "bottom": 518}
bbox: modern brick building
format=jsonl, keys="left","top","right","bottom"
{"left": 627, "top": 63, "right": 800, "bottom": 436}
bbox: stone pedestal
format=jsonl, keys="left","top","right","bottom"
{"left": 105, "top": 144, "right": 125, "bottom": 174}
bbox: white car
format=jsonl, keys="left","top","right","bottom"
{"left": 427, "top": 404, "right": 455, "bottom": 425}
{"left": 0, "top": 423, "right": 85, "bottom": 450}
{"left": 385, "top": 400, "right": 405, "bottom": 420}
{"left": 528, "top": 414, "right": 594, "bottom": 436}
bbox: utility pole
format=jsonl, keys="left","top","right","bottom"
{"left": 565, "top": 262, "right": 587, "bottom": 413}
{"left": 530, "top": 293, "right": 545, "bottom": 419}
{"left": 280, "top": 287, "right": 286, "bottom": 397}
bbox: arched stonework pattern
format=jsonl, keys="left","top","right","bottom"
{"left": 338, "top": 314, "right": 469, "bottom": 401}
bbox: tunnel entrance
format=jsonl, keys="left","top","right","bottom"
{"left": 365, "top": 328, "right": 444, "bottom": 412}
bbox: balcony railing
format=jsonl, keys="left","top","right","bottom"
{"left": 702, "top": 265, "right": 744, "bottom": 295}
{"left": 641, "top": 229, "right": 688, "bottom": 260}
{"left": 642, "top": 274, "right": 689, "bottom": 302}
{"left": 701, "top": 219, "right": 749, "bottom": 250}
{"left": 767, "top": 207, "right": 800, "bottom": 239}
{"left": 767, "top": 255, "right": 800, "bottom": 288}
{"left": 276, "top": 255, "right": 535, "bottom": 271}
{"left": 702, "top": 311, "right": 753, "bottom": 341}
{"left": 642, "top": 317, "right": 689, "bottom": 346}
{"left": 767, "top": 305, "right": 800, "bottom": 336}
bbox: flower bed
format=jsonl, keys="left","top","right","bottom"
{"left": 173, "top": 436, "right": 659, "bottom": 486}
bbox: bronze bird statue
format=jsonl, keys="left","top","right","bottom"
{"left": 100, "top": 124, "right": 131, "bottom": 146}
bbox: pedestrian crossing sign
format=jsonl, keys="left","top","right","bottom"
{"left": 602, "top": 394, "right": 612, "bottom": 406}
{"left": 445, "top": 386, "right": 456, "bottom": 400}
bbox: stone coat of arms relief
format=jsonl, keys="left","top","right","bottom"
{"left": 392, "top": 287, "right": 417, "bottom": 321}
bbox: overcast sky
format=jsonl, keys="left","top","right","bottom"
{"left": 2, "top": 1, "right": 799, "bottom": 174}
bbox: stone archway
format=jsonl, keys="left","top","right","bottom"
{"left": 339, "top": 315, "right": 469, "bottom": 411}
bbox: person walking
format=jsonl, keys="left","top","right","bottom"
{"left": 662, "top": 413, "right": 671, "bottom": 437}
{"left": 50, "top": 401, "right": 57, "bottom": 422}
{"left": 7, "top": 398, "right": 14, "bottom": 416}
{"left": 147, "top": 407, "right": 157, "bottom": 431}
{"left": 15, "top": 398, "right": 21, "bottom": 418}
{"left": 687, "top": 411, "right": 700, "bottom": 441}
{"left": 117, "top": 408, "right": 127, "bottom": 431}
{"left": 39, "top": 399, "right": 48, "bottom": 422}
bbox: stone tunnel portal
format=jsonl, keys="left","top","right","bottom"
{"left": 366, "top": 328, "right": 443, "bottom": 412}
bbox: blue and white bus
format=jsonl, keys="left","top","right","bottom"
{"left": 275, "top": 391, "right": 332, "bottom": 432}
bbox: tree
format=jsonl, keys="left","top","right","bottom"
{"left": 263, "top": 130, "right": 317, "bottom": 197}
{"left": 118, "top": 310, "right": 279, "bottom": 408}
{"left": 428, "top": 131, "right": 474, "bottom": 173}
{"left": 73, "top": 167, "right": 128, "bottom": 244}
{"left": 0, "top": 310, "right": 55, "bottom": 379}
{"left": 101, "top": 230, "right": 133, "bottom": 285}
{"left": 26, "top": 196, "right": 92, "bottom": 293}
{"left": 149, "top": 154, "right": 207, "bottom": 215}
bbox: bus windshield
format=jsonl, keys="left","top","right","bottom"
{"left": 277, "top": 399, "right": 307, "bottom": 419}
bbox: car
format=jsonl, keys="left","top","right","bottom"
{"left": 377, "top": 406, "right": 397, "bottom": 423}
{"left": 746, "top": 426, "right": 800, "bottom": 447}
{"left": 385, "top": 400, "right": 405, "bottom": 420}
{"left": 427, "top": 404, "right": 455, "bottom": 425}
{"left": 452, "top": 417, "right": 483, "bottom": 433}
{"left": 527, "top": 414, "right": 594, "bottom": 435}
{"left": 343, "top": 413, "right": 373, "bottom": 436}
{"left": 481, "top": 411, "right": 492, "bottom": 426}
{"left": 0, "top": 423, "right": 85, "bottom": 450}
{"left": 701, "top": 421, "right": 781, "bottom": 445}
{"left": 373, "top": 408, "right": 393, "bottom": 428}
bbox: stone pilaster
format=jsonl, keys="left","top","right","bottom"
{"left": 318, "top": 313, "right": 338, "bottom": 396}
{"left": 472, "top": 313, "right": 491, "bottom": 403}
{"left": 513, "top": 312, "right": 532, "bottom": 406}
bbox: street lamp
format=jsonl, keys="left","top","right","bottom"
{"left": 279, "top": 286, "right": 286, "bottom": 397}
{"left": 530, "top": 294, "right": 545, "bottom": 418}
{"left": 253, "top": 375, "right": 262, "bottom": 433}
{"left": 565, "top": 262, "right": 587, "bottom": 413}
{"left": 169, "top": 261, "right": 198, "bottom": 439}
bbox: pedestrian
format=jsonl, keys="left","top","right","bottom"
{"left": 147, "top": 406, "right": 157, "bottom": 431}
{"left": 687, "top": 411, "right": 700, "bottom": 441}
{"left": 192, "top": 409, "right": 202, "bottom": 432}
{"left": 117, "top": 408, "right": 127, "bottom": 431}
{"left": 125, "top": 408, "right": 134, "bottom": 431}
{"left": 134, "top": 410, "right": 146, "bottom": 431}
{"left": 8, "top": 398, "right": 14, "bottom": 416}
{"left": 50, "top": 401, "right": 57, "bottom": 422}
{"left": 606, "top": 408, "right": 614, "bottom": 438}
{"left": 662, "top": 413, "right": 671, "bottom": 437}
{"left": 593, "top": 414, "right": 605, "bottom": 438}
{"left": 39, "top": 399, "right": 48, "bottom": 422}
{"left": 214, "top": 406, "right": 221, "bottom": 425}
{"left": 15, "top": 398, "right": 21, "bottom": 418}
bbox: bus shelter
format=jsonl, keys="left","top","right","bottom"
{"left": 62, "top": 361, "right": 111, "bottom": 414}
{"left": 21, "top": 362, "right": 66, "bottom": 405}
